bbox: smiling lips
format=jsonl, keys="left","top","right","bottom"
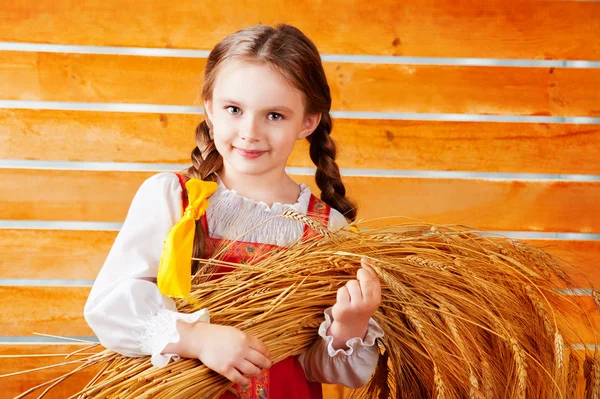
{"left": 235, "top": 147, "right": 267, "bottom": 159}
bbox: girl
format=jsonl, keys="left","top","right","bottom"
{"left": 84, "top": 24, "right": 384, "bottom": 398}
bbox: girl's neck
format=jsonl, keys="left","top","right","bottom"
{"left": 218, "top": 166, "right": 302, "bottom": 206}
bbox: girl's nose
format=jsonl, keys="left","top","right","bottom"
{"left": 239, "top": 115, "right": 262, "bottom": 142}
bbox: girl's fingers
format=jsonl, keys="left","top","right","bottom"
{"left": 356, "top": 267, "right": 373, "bottom": 284}
{"left": 227, "top": 368, "right": 250, "bottom": 386}
{"left": 245, "top": 348, "right": 272, "bottom": 370}
{"left": 360, "top": 258, "right": 378, "bottom": 277}
{"left": 346, "top": 279, "right": 363, "bottom": 301}
{"left": 360, "top": 281, "right": 379, "bottom": 302}
{"left": 358, "top": 261, "right": 381, "bottom": 302}
{"left": 370, "top": 283, "right": 382, "bottom": 305}
{"left": 248, "top": 336, "right": 271, "bottom": 359}
{"left": 337, "top": 285, "right": 351, "bottom": 305}
{"left": 236, "top": 359, "right": 263, "bottom": 377}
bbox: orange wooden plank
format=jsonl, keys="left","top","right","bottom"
{"left": 0, "top": 343, "right": 102, "bottom": 399}
{"left": 0, "top": 109, "right": 198, "bottom": 165}
{"left": 332, "top": 177, "right": 600, "bottom": 234}
{"left": 0, "top": 229, "right": 116, "bottom": 281}
{"left": 0, "top": 1, "right": 599, "bottom": 59}
{"left": 1, "top": 169, "right": 599, "bottom": 233}
{"left": 2, "top": 51, "right": 600, "bottom": 115}
{"left": 0, "top": 51, "right": 203, "bottom": 105}
{"left": 0, "top": 286, "right": 92, "bottom": 337}
{"left": 1, "top": 229, "right": 598, "bottom": 291}
{"left": 1, "top": 285, "right": 598, "bottom": 345}
{"left": 3, "top": 109, "right": 600, "bottom": 174}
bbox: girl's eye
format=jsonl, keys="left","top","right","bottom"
{"left": 226, "top": 106, "right": 241, "bottom": 115}
{"left": 268, "top": 113, "right": 284, "bottom": 121}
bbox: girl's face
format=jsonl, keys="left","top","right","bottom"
{"left": 204, "top": 60, "right": 321, "bottom": 179}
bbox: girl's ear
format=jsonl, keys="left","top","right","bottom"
{"left": 298, "top": 112, "right": 322, "bottom": 140}
{"left": 204, "top": 99, "right": 213, "bottom": 121}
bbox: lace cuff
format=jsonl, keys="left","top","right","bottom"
{"left": 139, "top": 307, "right": 210, "bottom": 367}
{"left": 318, "top": 307, "right": 384, "bottom": 357}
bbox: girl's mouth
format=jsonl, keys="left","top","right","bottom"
{"left": 235, "top": 147, "right": 267, "bottom": 159}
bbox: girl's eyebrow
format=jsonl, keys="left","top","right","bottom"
{"left": 217, "top": 98, "right": 295, "bottom": 114}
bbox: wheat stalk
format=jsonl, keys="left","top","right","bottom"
{"left": 2, "top": 221, "right": 594, "bottom": 399}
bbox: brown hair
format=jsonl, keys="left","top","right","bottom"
{"left": 184, "top": 24, "right": 357, "bottom": 268}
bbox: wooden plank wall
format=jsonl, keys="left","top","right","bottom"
{"left": 0, "top": 1, "right": 599, "bottom": 398}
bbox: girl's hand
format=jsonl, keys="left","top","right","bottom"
{"left": 328, "top": 258, "right": 382, "bottom": 349}
{"left": 192, "top": 323, "right": 272, "bottom": 386}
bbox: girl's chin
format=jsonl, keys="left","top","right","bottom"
{"left": 225, "top": 158, "right": 286, "bottom": 177}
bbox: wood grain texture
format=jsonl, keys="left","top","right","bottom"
{"left": 2, "top": 109, "right": 600, "bottom": 174}
{"left": 0, "top": 229, "right": 116, "bottom": 281}
{"left": 2, "top": 51, "right": 600, "bottom": 115}
{"left": 0, "top": 0, "right": 599, "bottom": 59}
{"left": 2, "top": 169, "right": 599, "bottom": 233}
{"left": 0, "top": 286, "right": 92, "bottom": 337}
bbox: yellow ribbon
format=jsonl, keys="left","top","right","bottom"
{"left": 157, "top": 178, "right": 218, "bottom": 299}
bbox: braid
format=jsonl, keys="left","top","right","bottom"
{"left": 185, "top": 120, "right": 223, "bottom": 182}
{"left": 183, "top": 120, "right": 223, "bottom": 274}
{"left": 307, "top": 113, "right": 357, "bottom": 221}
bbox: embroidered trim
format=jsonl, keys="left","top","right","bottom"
{"left": 234, "top": 368, "right": 270, "bottom": 399}
{"left": 205, "top": 239, "right": 281, "bottom": 263}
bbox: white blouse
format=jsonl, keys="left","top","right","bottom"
{"left": 84, "top": 173, "right": 384, "bottom": 389}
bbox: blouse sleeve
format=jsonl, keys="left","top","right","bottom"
{"left": 297, "top": 308, "right": 384, "bottom": 388}
{"left": 83, "top": 173, "right": 209, "bottom": 367}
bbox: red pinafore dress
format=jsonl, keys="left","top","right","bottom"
{"left": 176, "top": 174, "right": 327, "bottom": 399}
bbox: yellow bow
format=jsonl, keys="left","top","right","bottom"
{"left": 157, "top": 178, "right": 218, "bottom": 299}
